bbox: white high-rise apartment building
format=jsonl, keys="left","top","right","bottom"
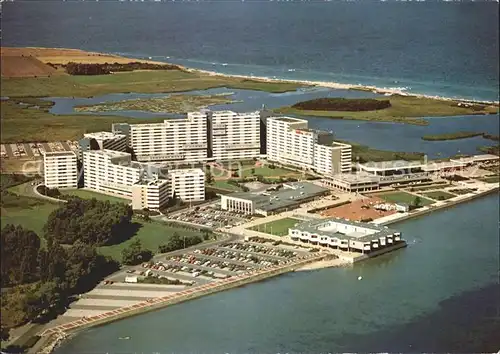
{"left": 314, "top": 141, "right": 352, "bottom": 175}
{"left": 209, "top": 110, "right": 261, "bottom": 160}
{"left": 83, "top": 131, "right": 127, "bottom": 151}
{"left": 266, "top": 116, "right": 351, "bottom": 175}
{"left": 83, "top": 150, "right": 205, "bottom": 209}
{"left": 128, "top": 112, "right": 208, "bottom": 163}
{"left": 168, "top": 169, "right": 205, "bottom": 202}
{"left": 83, "top": 150, "right": 143, "bottom": 198}
{"left": 43, "top": 151, "right": 78, "bottom": 189}
{"left": 131, "top": 179, "right": 170, "bottom": 210}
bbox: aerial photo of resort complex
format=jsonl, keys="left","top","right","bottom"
{"left": 1, "top": 2, "right": 499, "bottom": 354}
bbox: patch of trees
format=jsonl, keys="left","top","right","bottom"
{"left": 44, "top": 197, "right": 133, "bottom": 245}
{"left": 121, "top": 239, "right": 153, "bottom": 265}
{"left": 158, "top": 232, "right": 204, "bottom": 253}
{"left": 1, "top": 225, "right": 119, "bottom": 334}
{"left": 36, "top": 185, "right": 61, "bottom": 198}
{"left": 63, "top": 61, "right": 182, "bottom": 76}
{"left": 292, "top": 97, "right": 391, "bottom": 112}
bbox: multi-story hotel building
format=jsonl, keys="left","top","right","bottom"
{"left": 168, "top": 169, "right": 205, "bottom": 202}
{"left": 131, "top": 178, "right": 170, "bottom": 210}
{"left": 83, "top": 150, "right": 144, "bottom": 199}
{"left": 122, "top": 112, "right": 208, "bottom": 163}
{"left": 43, "top": 151, "right": 78, "bottom": 189}
{"left": 208, "top": 110, "right": 261, "bottom": 161}
{"left": 78, "top": 131, "right": 127, "bottom": 160}
{"left": 266, "top": 116, "right": 352, "bottom": 175}
{"left": 82, "top": 150, "right": 205, "bottom": 209}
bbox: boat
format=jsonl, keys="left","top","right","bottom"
{"left": 119, "top": 336, "right": 131, "bottom": 340}
{"left": 221, "top": 63, "right": 228, "bottom": 67}
{"left": 287, "top": 68, "right": 296, "bottom": 72}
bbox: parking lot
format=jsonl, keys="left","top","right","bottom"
{"left": 170, "top": 204, "right": 253, "bottom": 229}
{"left": 0, "top": 140, "right": 78, "bottom": 159}
{"left": 123, "top": 239, "right": 313, "bottom": 288}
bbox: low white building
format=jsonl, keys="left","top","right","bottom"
{"left": 43, "top": 151, "right": 78, "bottom": 189}
{"left": 289, "top": 218, "right": 404, "bottom": 254}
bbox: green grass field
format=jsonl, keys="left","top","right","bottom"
{"left": 98, "top": 221, "right": 203, "bottom": 262}
{"left": 242, "top": 166, "right": 302, "bottom": 178}
{"left": 479, "top": 175, "right": 500, "bottom": 183}
{"left": 1, "top": 70, "right": 300, "bottom": 98}
{"left": 63, "top": 189, "right": 129, "bottom": 204}
{"left": 376, "top": 191, "right": 434, "bottom": 206}
{"left": 0, "top": 202, "right": 58, "bottom": 247}
{"left": 421, "top": 190, "right": 457, "bottom": 201}
{"left": 274, "top": 95, "right": 498, "bottom": 126}
{"left": 249, "top": 218, "right": 301, "bottom": 236}
{"left": 210, "top": 180, "right": 243, "bottom": 192}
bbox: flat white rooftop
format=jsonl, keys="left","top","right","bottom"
{"left": 84, "top": 131, "right": 126, "bottom": 140}
{"left": 43, "top": 151, "right": 76, "bottom": 157}
{"left": 450, "top": 154, "right": 499, "bottom": 164}
{"left": 358, "top": 160, "right": 425, "bottom": 172}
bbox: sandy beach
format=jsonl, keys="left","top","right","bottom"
{"left": 183, "top": 67, "right": 500, "bottom": 105}
{"left": 295, "top": 257, "right": 351, "bottom": 271}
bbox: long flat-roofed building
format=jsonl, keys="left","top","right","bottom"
{"left": 127, "top": 112, "right": 208, "bottom": 163}
{"left": 208, "top": 110, "right": 261, "bottom": 161}
{"left": 289, "top": 218, "right": 405, "bottom": 254}
{"left": 266, "top": 116, "right": 351, "bottom": 175}
{"left": 221, "top": 182, "right": 329, "bottom": 216}
{"left": 43, "top": 151, "right": 78, "bottom": 189}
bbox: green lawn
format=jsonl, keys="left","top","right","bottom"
{"left": 211, "top": 180, "right": 243, "bottom": 192}
{"left": 242, "top": 166, "right": 302, "bottom": 178}
{"left": 0, "top": 202, "right": 58, "bottom": 247}
{"left": 422, "top": 190, "right": 457, "bottom": 201}
{"left": 64, "top": 189, "right": 129, "bottom": 204}
{"left": 376, "top": 191, "right": 434, "bottom": 206}
{"left": 249, "top": 218, "right": 301, "bottom": 236}
{"left": 98, "top": 221, "right": 203, "bottom": 262}
{"left": 479, "top": 175, "right": 500, "bottom": 183}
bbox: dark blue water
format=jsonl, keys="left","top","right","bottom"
{"left": 2, "top": 1, "right": 498, "bottom": 101}
{"left": 55, "top": 193, "right": 500, "bottom": 354}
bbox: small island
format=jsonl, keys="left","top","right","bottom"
{"left": 274, "top": 96, "right": 499, "bottom": 125}
{"left": 74, "top": 94, "right": 239, "bottom": 114}
{"left": 421, "top": 132, "right": 500, "bottom": 141}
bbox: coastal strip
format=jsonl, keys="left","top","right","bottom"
{"left": 35, "top": 253, "right": 328, "bottom": 353}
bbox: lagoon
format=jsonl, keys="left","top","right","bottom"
{"left": 45, "top": 87, "right": 499, "bottom": 159}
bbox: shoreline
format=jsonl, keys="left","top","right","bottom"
{"left": 3, "top": 46, "right": 499, "bottom": 105}
{"left": 184, "top": 67, "right": 500, "bottom": 106}
{"left": 31, "top": 185, "right": 499, "bottom": 354}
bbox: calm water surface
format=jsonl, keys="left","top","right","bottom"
{"left": 55, "top": 194, "right": 500, "bottom": 353}
{"left": 2, "top": 2, "right": 498, "bottom": 101}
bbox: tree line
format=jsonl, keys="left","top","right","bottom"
{"left": 61, "top": 61, "right": 182, "bottom": 76}
{"left": 292, "top": 97, "right": 391, "bottom": 112}
{"left": 44, "top": 197, "right": 133, "bottom": 245}
{"left": 1, "top": 224, "right": 119, "bottom": 337}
